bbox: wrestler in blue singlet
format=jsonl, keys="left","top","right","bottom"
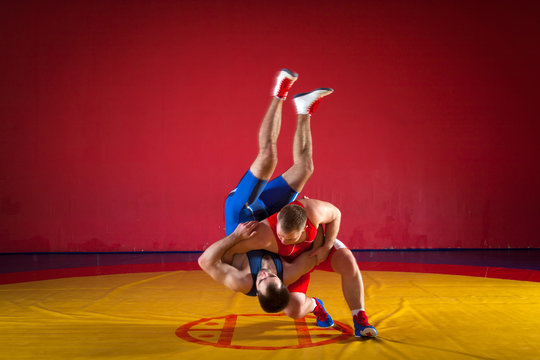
{"left": 225, "top": 170, "right": 299, "bottom": 235}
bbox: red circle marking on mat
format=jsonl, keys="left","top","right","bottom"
{"left": 176, "top": 314, "right": 353, "bottom": 350}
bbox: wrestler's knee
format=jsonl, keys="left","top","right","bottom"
{"left": 259, "top": 144, "right": 278, "bottom": 163}
{"left": 331, "top": 248, "right": 359, "bottom": 275}
{"left": 284, "top": 303, "right": 303, "bottom": 319}
{"left": 283, "top": 294, "right": 307, "bottom": 319}
{"left": 303, "top": 160, "right": 314, "bottom": 177}
{"left": 252, "top": 147, "right": 278, "bottom": 178}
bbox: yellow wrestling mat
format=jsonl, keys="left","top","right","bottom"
{"left": 1, "top": 270, "right": 539, "bottom": 360}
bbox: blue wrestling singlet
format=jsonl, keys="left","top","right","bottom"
{"left": 225, "top": 170, "right": 298, "bottom": 235}
{"left": 245, "top": 250, "right": 284, "bottom": 296}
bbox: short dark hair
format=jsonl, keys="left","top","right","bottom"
{"left": 257, "top": 283, "right": 290, "bottom": 313}
{"left": 277, "top": 204, "right": 307, "bottom": 233}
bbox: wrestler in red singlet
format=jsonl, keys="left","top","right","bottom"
{"left": 267, "top": 200, "right": 322, "bottom": 293}
{"left": 267, "top": 200, "right": 318, "bottom": 261}
{"left": 268, "top": 200, "right": 345, "bottom": 293}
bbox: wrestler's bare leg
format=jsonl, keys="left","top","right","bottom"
{"left": 282, "top": 249, "right": 365, "bottom": 319}
{"left": 281, "top": 114, "right": 314, "bottom": 192}
{"left": 330, "top": 248, "right": 365, "bottom": 310}
{"left": 283, "top": 292, "right": 315, "bottom": 319}
{"left": 284, "top": 291, "right": 334, "bottom": 328}
{"left": 331, "top": 248, "right": 377, "bottom": 337}
{"left": 250, "top": 70, "right": 297, "bottom": 180}
{"left": 281, "top": 88, "right": 333, "bottom": 192}
{"left": 249, "top": 97, "right": 283, "bottom": 180}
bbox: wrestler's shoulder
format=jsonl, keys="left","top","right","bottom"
{"left": 297, "top": 197, "right": 325, "bottom": 208}
{"left": 258, "top": 219, "right": 272, "bottom": 230}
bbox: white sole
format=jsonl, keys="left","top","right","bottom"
{"left": 356, "top": 328, "right": 377, "bottom": 338}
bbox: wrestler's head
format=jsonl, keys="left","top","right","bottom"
{"left": 256, "top": 269, "right": 290, "bottom": 312}
{"left": 276, "top": 204, "right": 307, "bottom": 245}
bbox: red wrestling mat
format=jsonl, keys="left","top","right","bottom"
{"left": 1, "top": 261, "right": 539, "bottom": 285}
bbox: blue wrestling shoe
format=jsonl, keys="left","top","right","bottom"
{"left": 353, "top": 312, "right": 378, "bottom": 337}
{"left": 313, "top": 298, "right": 334, "bottom": 327}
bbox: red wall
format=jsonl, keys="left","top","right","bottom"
{"left": 1, "top": 1, "right": 539, "bottom": 252}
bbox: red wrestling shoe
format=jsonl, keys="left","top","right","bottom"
{"left": 353, "top": 311, "right": 377, "bottom": 337}
{"left": 273, "top": 69, "right": 298, "bottom": 99}
{"left": 293, "top": 88, "right": 334, "bottom": 115}
{"left": 313, "top": 298, "right": 334, "bottom": 328}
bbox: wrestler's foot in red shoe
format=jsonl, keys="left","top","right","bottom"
{"left": 273, "top": 69, "right": 298, "bottom": 100}
{"left": 313, "top": 298, "right": 334, "bottom": 328}
{"left": 293, "top": 88, "right": 334, "bottom": 115}
{"left": 353, "top": 311, "right": 377, "bottom": 338}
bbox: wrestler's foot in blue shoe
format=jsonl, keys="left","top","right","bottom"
{"left": 313, "top": 298, "right": 334, "bottom": 327}
{"left": 353, "top": 312, "right": 377, "bottom": 337}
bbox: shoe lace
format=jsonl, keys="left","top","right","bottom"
{"left": 277, "top": 78, "right": 293, "bottom": 98}
{"left": 353, "top": 312, "right": 370, "bottom": 327}
{"left": 313, "top": 302, "right": 328, "bottom": 321}
{"left": 308, "top": 98, "right": 323, "bottom": 115}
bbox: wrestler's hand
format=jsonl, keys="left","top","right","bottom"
{"left": 308, "top": 246, "right": 331, "bottom": 266}
{"left": 232, "top": 221, "right": 258, "bottom": 241}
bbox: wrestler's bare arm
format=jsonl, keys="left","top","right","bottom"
{"left": 222, "top": 221, "right": 279, "bottom": 263}
{"left": 198, "top": 222, "right": 257, "bottom": 293}
{"left": 299, "top": 198, "right": 342, "bottom": 264}
{"left": 282, "top": 225, "right": 325, "bottom": 285}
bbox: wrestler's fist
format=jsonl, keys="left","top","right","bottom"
{"left": 232, "top": 221, "right": 258, "bottom": 240}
